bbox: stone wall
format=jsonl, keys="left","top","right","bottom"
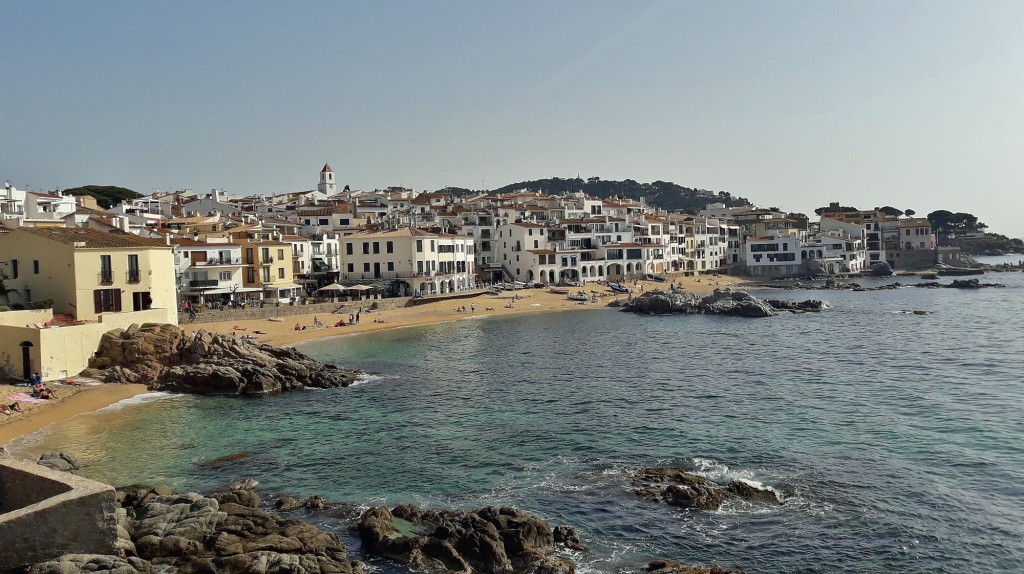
{"left": 0, "top": 457, "right": 121, "bottom": 570}
{"left": 190, "top": 297, "right": 414, "bottom": 324}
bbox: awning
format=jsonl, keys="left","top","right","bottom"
{"left": 312, "top": 258, "right": 328, "bottom": 272}
{"left": 348, "top": 284, "right": 373, "bottom": 291}
{"left": 316, "top": 283, "right": 347, "bottom": 292}
{"left": 182, "top": 287, "right": 263, "bottom": 295}
{"left": 267, "top": 284, "right": 303, "bottom": 291}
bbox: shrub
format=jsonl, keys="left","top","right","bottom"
{"left": 28, "top": 299, "right": 54, "bottom": 310}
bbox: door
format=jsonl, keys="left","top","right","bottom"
{"left": 20, "top": 342, "right": 33, "bottom": 381}
{"left": 373, "top": 262, "right": 381, "bottom": 279}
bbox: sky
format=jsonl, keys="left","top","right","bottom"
{"left": 3, "top": 1, "right": 1022, "bottom": 237}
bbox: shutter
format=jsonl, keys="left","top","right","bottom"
{"left": 94, "top": 290, "right": 102, "bottom": 314}
{"left": 114, "top": 290, "right": 122, "bottom": 312}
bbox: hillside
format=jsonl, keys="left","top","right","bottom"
{"left": 438, "top": 177, "right": 751, "bottom": 212}
{"left": 63, "top": 185, "right": 142, "bottom": 209}
{"left": 942, "top": 233, "right": 1024, "bottom": 256}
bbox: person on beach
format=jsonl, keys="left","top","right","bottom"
{"left": 349, "top": 313, "right": 355, "bottom": 324}
{"left": 38, "top": 387, "right": 54, "bottom": 400}
{"left": 471, "top": 303, "right": 475, "bottom": 312}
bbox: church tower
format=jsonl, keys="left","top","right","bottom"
{"left": 318, "top": 163, "right": 336, "bottom": 194}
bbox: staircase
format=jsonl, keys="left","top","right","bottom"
{"left": 47, "top": 313, "right": 81, "bottom": 327}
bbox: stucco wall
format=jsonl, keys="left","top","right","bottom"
{"left": 0, "top": 307, "right": 175, "bottom": 381}
{"left": 0, "top": 458, "right": 120, "bottom": 570}
{"left": 0, "top": 309, "right": 54, "bottom": 328}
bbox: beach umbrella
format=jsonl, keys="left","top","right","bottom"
{"left": 348, "top": 284, "right": 373, "bottom": 290}
{"left": 316, "top": 283, "right": 346, "bottom": 292}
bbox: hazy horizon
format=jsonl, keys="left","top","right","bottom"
{"left": 3, "top": 1, "right": 1021, "bottom": 237}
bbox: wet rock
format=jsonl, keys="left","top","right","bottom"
{"left": 26, "top": 554, "right": 155, "bottom": 574}
{"left": 37, "top": 452, "right": 81, "bottom": 473}
{"left": 553, "top": 525, "right": 588, "bottom": 551}
{"left": 86, "top": 324, "right": 359, "bottom": 395}
{"left": 622, "top": 289, "right": 785, "bottom": 318}
{"left": 643, "top": 559, "right": 747, "bottom": 574}
{"left": 633, "top": 468, "right": 777, "bottom": 512}
{"left": 357, "top": 504, "right": 571, "bottom": 574}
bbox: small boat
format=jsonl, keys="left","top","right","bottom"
{"left": 609, "top": 283, "right": 629, "bottom": 294}
{"left": 548, "top": 287, "right": 569, "bottom": 295}
{"left": 936, "top": 267, "right": 984, "bottom": 276}
{"left": 567, "top": 292, "right": 589, "bottom": 301}
{"left": 646, "top": 274, "right": 667, "bottom": 283}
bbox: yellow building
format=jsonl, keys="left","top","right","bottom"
{"left": 236, "top": 236, "right": 302, "bottom": 303}
{"left": 0, "top": 227, "right": 178, "bottom": 380}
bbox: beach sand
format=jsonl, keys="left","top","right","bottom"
{"left": 0, "top": 383, "right": 149, "bottom": 445}
{"left": 0, "top": 274, "right": 744, "bottom": 443}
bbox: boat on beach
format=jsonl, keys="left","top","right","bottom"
{"left": 609, "top": 283, "right": 629, "bottom": 294}
{"left": 548, "top": 287, "right": 569, "bottom": 295}
{"left": 567, "top": 292, "right": 588, "bottom": 301}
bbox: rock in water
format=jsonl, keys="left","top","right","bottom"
{"left": 357, "top": 504, "right": 577, "bottom": 574}
{"left": 84, "top": 323, "right": 358, "bottom": 395}
{"left": 633, "top": 467, "right": 778, "bottom": 511}
{"left": 622, "top": 289, "right": 782, "bottom": 318}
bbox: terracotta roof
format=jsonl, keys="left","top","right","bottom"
{"left": 171, "top": 238, "right": 241, "bottom": 247}
{"left": 346, "top": 227, "right": 442, "bottom": 239}
{"left": 321, "top": 163, "right": 333, "bottom": 173}
{"left": 17, "top": 226, "right": 169, "bottom": 249}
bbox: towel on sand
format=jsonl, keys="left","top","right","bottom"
{"left": 8, "top": 393, "right": 49, "bottom": 404}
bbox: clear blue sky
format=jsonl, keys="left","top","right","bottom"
{"left": 3, "top": 1, "right": 1021, "bottom": 237}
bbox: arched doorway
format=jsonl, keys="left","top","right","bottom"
{"left": 19, "top": 341, "right": 33, "bottom": 381}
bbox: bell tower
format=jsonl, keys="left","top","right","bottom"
{"left": 318, "top": 163, "right": 336, "bottom": 194}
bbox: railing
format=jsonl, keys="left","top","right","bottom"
{"left": 127, "top": 270, "right": 141, "bottom": 283}
{"left": 99, "top": 271, "right": 113, "bottom": 284}
{"left": 199, "top": 258, "right": 242, "bottom": 266}
{"left": 261, "top": 257, "right": 275, "bottom": 264}
{"left": 189, "top": 279, "right": 219, "bottom": 288}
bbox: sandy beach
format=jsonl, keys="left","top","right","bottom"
{"left": 0, "top": 275, "right": 743, "bottom": 444}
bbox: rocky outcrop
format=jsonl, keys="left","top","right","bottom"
{"left": 356, "top": 504, "right": 579, "bottom": 574}
{"left": 83, "top": 323, "right": 358, "bottom": 395}
{"left": 115, "top": 483, "right": 363, "bottom": 574}
{"left": 642, "top": 559, "right": 747, "bottom": 574}
{"left": 915, "top": 279, "right": 1005, "bottom": 289}
{"left": 36, "top": 452, "right": 81, "bottom": 473}
{"left": 622, "top": 289, "right": 826, "bottom": 318}
{"left": 633, "top": 468, "right": 778, "bottom": 512}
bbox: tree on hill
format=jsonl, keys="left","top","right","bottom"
{"left": 461, "top": 177, "right": 752, "bottom": 212}
{"left": 876, "top": 206, "right": 904, "bottom": 217}
{"left": 62, "top": 185, "right": 143, "bottom": 209}
{"left": 814, "top": 204, "right": 859, "bottom": 216}
{"left": 927, "top": 210, "right": 988, "bottom": 235}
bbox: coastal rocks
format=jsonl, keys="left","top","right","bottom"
{"left": 27, "top": 555, "right": 155, "bottom": 574}
{"left": 633, "top": 468, "right": 778, "bottom": 512}
{"left": 36, "top": 452, "right": 81, "bottom": 473}
{"left": 119, "top": 485, "right": 363, "bottom": 574}
{"left": 914, "top": 278, "right": 1005, "bottom": 289}
{"left": 763, "top": 299, "right": 829, "bottom": 313}
{"left": 356, "top": 504, "right": 578, "bottom": 574}
{"left": 642, "top": 560, "right": 747, "bottom": 574}
{"left": 623, "top": 289, "right": 825, "bottom": 318}
{"left": 85, "top": 323, "right": 358, "bottom": 395}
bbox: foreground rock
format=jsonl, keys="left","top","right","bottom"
{"left": 83, "top": 323, "right": 357, "bottom": 395}
{"left": 357, "top": 504, "right": 581, "bottom": 574}
{"left": 622, "top": 289, "right": 827, "bottom": 318}
{"left": 633, "top": 468, "right": 778, "bottom": 511}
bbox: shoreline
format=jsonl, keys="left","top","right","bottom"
{"left": 0, "top": 275, "right": 745, "bottom": 443}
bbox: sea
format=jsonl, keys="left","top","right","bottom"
{"left": 10, "top": 259, "right": 1024, "bottom": 573}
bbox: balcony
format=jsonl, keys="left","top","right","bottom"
{"left": 98, "top": 271, "right": 113, "bottom": 284}
{"left": 198, "top": 258, "right": 242, "bottom": 266}
{"left": 260, "top": 257, "right": 275, "bottom": 264}
{"left": 189, "top": 279, "right": 219, "bottom": 288}
{"left": 127, "top": 270, "right": 141, "bottom": 283}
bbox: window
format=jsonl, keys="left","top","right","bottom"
{"left": 416, "top": 240, "right": 423, "bottom": 253}
{"left": 318, "top": 218, "right": 329, "bottom": 225}
{"left": 261, "top": 248, "right": 270, "bottom": 261}
{"left": 277, "top": 249, "right": 285, "bottom": 260}
{"left": 347, "top": 263, "right": 354, "bottom": 272}
{"left": 33, "top": 260, "right": 39, "bottom": 274}
{"left": 219, "top": 271, "right": 231, "bottom": 281}
{"left": 93, "top": 288, "right": 122, "bottom": 313}
{"left": 278, "top": 268, "right": 285, "bottom": 279}
{"left": 346, "top": 243, "right": 353, "bottom": 255}
{"left": 127, "top": 254, "right": 140, "bottom": 282}
{"left": 262, "top": 268, "right": 271, "bottom": 283}
{"left": 386, "top": 241, "right": 394, "bottom": 253}
{"left": 100, "top": 255, "right": 113, "bottom": 283}
{"left": 362, "top": 242, "right": 370, "bottom": 254}
{"left": 387, "top": 262, "right": 394, "bottom": 271}
{"left": 373, "top": 242, "right": 380, "bottom": 254}
{"left": 363, "top": 262, "right": 371, "bottom": 272}
{"left": 430, "top": 240, "right": 435, "bottom": 252}
{"left": 10, "top": 259, "right": 18, "bottom": 279}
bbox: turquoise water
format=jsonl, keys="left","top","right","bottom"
{"left": 12, "top": 273, "right": 1024, "bottom": 573}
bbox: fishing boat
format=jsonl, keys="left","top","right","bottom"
{"left": 609, "top": 283, "right": 629, "bottom": 294}
{"left": 567, "top": 292, "right": 589, "bottom": 301}
{"left": 646, "top": 274, "right": 667, "bottom": 283}
{"left": 548, "top": 287, "right": 569, "bottom": 295}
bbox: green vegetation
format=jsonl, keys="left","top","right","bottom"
{"left": 926, "top": 210, "right": 988, "bottom": 235}
{"left": 439, "top": 177, "right": 751, "bottom": 212}
{"left": 63, "top": 184, "right": 143, "bottom": 209}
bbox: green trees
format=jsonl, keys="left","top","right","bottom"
{"left": 63, "top": 185, "right": 142, "bottom": 209}
{"left": 926, "top": 210, "right": 988, "bottom": 235}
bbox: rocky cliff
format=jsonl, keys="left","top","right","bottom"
{"left": 84, "top": 323, "right": 357, "bottom": 395}
{"left": 621, "top": 289, "right": 828, "bottom": 318}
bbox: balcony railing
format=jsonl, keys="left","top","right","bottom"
{"left": 198, "top": 258, "right": 242, "bottom": 266}
{"left": 99, "top": 271, "right": 113, "bottom": 284}
{"left": 189, "top": 279, "right": 219, "bottom": 288}
{"left": 127, "top": 270, "right": 141, "bottom": 283}
{"left": 261, "top": 257, "right": 275, "bottom": 264}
